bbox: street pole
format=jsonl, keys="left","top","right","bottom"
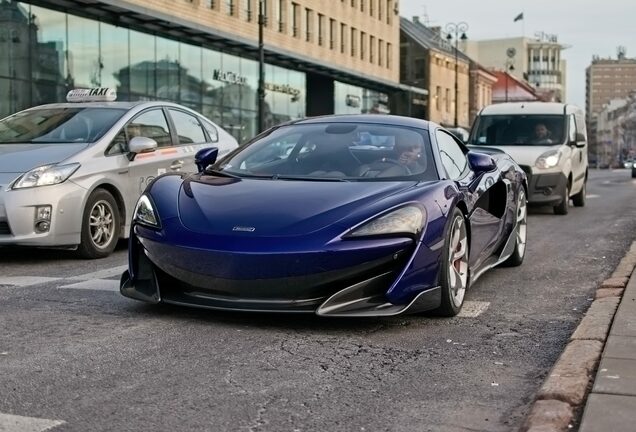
{"left": 257, "top": 0, "right": 266, "bottom": 134}
{"left": 445, "top": 22, "right": 468, "bottom": 128}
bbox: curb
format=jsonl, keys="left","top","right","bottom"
{"left": 519, "top": 241, "right": 636, "bottom": 432}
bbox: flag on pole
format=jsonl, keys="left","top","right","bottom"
{"left": 513, "top": 12, "right": 524, "bottom": 22}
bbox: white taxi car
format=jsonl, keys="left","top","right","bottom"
{"left": 0, "top": 88, "right": 238, "bottom": 258}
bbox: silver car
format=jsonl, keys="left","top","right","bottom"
{"left": 0, "top": 96, "right": 238, "bottom": 258}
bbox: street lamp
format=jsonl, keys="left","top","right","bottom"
{"left": 446, "top": 22, "right": 468, "bottom": 128}
{"left": 257, "top": 0, "right": 266, "bottom": 133}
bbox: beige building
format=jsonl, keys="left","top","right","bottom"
{"left": 586, "top": 56, "right": 636, "bottom": 126}
{"left": 469, "top": 63, "right": 497, "bottom": 125}
{"left": 400, "top": 17, "right": 470, "bottom": 128}
{"left": 462, "top": 33, "right": 568, "bottom": 103}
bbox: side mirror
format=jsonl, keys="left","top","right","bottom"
{"left": 128, "top": 136, "right": 157, "bottom": 161}
{"left": 467, "top": 151, "right": 497, "bottom": 174}
{"left": 574, "top": 132, "right": 587, "bottom": 147}
{"left": 195, "top": 147, "right": 219, "bottom": 173}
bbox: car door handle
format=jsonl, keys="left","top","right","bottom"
{"left": 170, "top": 160, "right": 184, "bottom": 170}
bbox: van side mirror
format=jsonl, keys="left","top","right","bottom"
{"left": 467, "top": 151, "right": 497, "bottom": 173}
{"left": 128, "top": 136, "right": 158, "bottom": 161}
{"left": 574, "top": 132, "right": 586, "bottom": 147}
{"left": 195, "top": 147, "right": 219, "bottom": 172}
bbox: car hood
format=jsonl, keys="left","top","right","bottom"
{"left": 471, "top": 144, "right": 560, "bottom": 166}
{"left": 0, "top": 143, "right": 88, "bottom": 174}
{"left": 177, "top": 176, "right": 415, "bottom": 237}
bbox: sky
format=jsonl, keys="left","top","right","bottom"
{"left": 400, "top": 0, "right": 636, "bottom": 109}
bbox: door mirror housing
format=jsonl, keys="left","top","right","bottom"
{"left": 128, "top": 136, "right": 158, "bottom": 161}
{"left": 195, "top": 147, "right": 219, "bottom": 173}
{"left": 467, "top": 151, "right": 497, "bottom": 173}
{"left": 573, "top": 132, "right": 587, "bottom": 147}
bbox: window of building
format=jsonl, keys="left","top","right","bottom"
{"left": 370, "top": 0, "right": 374, "bottom": 16}
{"left": 378, "top": 39, "right": 383, "bottom": 66}
{"left": 340, "top": 23, "right": 347, "bottom": 53}
{"left": 360, "top": 0, "right": 364, "bottom": 12}
{"left": 386, "top": 42, "right": 392, "bottom": 69}
{"left": 415, "top": 58, "right": 425, "bottom": 79}
{"left": 351, "top": 27, "right": 357, "bottom": 57}
{"left": 436, "top": 86, "right": 441, "bottom": 111}
{"left": 291, "top": 2, "right": 299, "bottom": 37}
{"left": 226, "top": 0, "right": 235, "bottom": 15}
{"left": 204, "top": 0, "right": 216, "bottom": 9}
{"left": 378, "top": 0, "right": 382, "bottom": 20}
{"left": 386, "top": 0, "right": 392, "bottom": 24}
{"left": 305, "top": 8, "right": 312, "bottom": 42}
{"left": 360, "top": 31, "right": 365, "bottom": 60}
{"left": 317, "top": 13, "right": 324, "bottom": 46}
{"left": 369, "top": 35, "right": 375, "bottom": 63}
{"left": 329, "top": 18, "right": 336, "bottom": 49}
{"left": 244, "top": 0, "right": 252, "bottom": 21}
{"left": 445, "top": 88, "right": 450, "bottom": 112}
{"left": 277, "top": 0, "right": 285, "bottom": 32}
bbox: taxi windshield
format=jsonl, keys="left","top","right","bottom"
{"left": 0, "top": 107, "right": 127, "bottom": 144}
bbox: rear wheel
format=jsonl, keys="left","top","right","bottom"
{"left": 76, "top": 189, "right": 120, "bottom": 259}
{"left": 435, "top": 208, "right": 469, "bottom": 317}
{"left": 553, "top": 183, "right": 570, "bottom": 215}
{"left": 502, "top": 188, "right": 527, "bottom": 267}
{"left": 572, "top": 180, "right": 586, "bottom": 207}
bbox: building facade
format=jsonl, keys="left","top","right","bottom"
{"left": 399, "top": 17, "right": 470, "bottom": 128}
{"left": 0, "top": 0, "right": 403, "bottom": 142}
{"left": 462, "top": 33, "right": 567, "bottom": 103}
{"left": 595, "top": 93, "right": 636, "bottom": 168}
{"left": 468, "top": 62, "right": 496, "bottom": 125}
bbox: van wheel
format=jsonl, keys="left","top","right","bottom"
{"left": 572, "top": 181, "right": 586, "bottom": 207}
{"left": 554, "top": 184, "right": 569, "bottom": 215}
{"left": 76, "top": 189, "right": 120, "bottom": 259}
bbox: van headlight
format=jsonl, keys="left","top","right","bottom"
{"left": 345, "top": 206, "right": 425, "bottom": 238}
{"left": 535, "top": 151, "right": 561, "bottom": 169}
{"left": 133, "top": 195, "right": 160, "bottom": 228}
{"left": 11, "top": 163, "right": 80, "bottom": 189}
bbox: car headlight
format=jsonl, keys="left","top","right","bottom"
{"left": 133, "top": 194, "right": 160, "bottom": 228}
{"left": 346, "top": 206, "right": 425, "bottom": 238}
{"left": 535, "top": 151, "right": 561, "bottom": 169}
{"left": 11, "top": 163, "right": 80, "bottom": 189}
{"left": 633, "top": 162, "right": 636, "bottom": 168}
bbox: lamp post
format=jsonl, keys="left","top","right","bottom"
{"left": 257, "top": 0, "right": 266, "bottom": 133}
{"left": 446, "top": 22, "right": 468, "bottom": 128}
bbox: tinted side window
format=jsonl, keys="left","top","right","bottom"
{"left": 169, "top": 109, "right": 206, "bottom": 144}
{"left": 436, "top": 130, "right": 468, "bottom": 179}
{"left": 201, "top": 119, "right": 219, "bottom": 143}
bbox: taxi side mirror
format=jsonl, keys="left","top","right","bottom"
{"left": 195, "top": 147, "right": 219, "bottom": 173}
{"left": 128, "top": 136, "right": 158, "bottom": 161}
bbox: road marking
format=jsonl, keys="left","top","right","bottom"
{"left": 0, "top": 412, "right": 64, "bottom": 432}
{"left": 58, "top": 279, "right": 119, "bottom": 292}
{"left": 586, "top": 194, "right": 599, "bottom": 198}
{"left": 0, "top": 277, "right": 60, "bottom": 287}
{"left": 66, "top": 265, "right": 127, "bottom": 281}
{"left": 457, "top": 301, "right": 490, "bottom": 318}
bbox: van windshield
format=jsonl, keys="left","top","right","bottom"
{"left": 469, "top": 114, "right": 565, "bottom": 146}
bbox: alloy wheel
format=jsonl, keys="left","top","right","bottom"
{"left": 89, "top": 199, "right": 115, "bottom": 249}
{"left": 448, "top": 215, "right": 469, "bottom": 307}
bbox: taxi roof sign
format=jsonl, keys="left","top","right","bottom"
{"left": 66, "top": 88, "right": 117, "bottom": 103}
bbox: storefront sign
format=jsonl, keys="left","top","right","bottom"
{"left": 345, "top": 94, "right": 361, "bottom": 108}
{"left": 265, "top": 82, "right": 301, "bottom": 101}
{"left": 213, "top": 69, "right": 247, "bottom": 85}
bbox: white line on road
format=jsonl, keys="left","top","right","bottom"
{"left": 0, "top": 412, "right": 64, "bottom": 432}
{"left": 457, "top": 301, "right": 490, "bottom": 318}
{"left": 66, "top": 265, "right": 127, "bottom": 281}
{"left": 586, "top": 194, "right": 599, "bottom": 198}
{"left": 58, "top": 279, "right": 120, "bottom": 292}
{"left": 0, "top": 277, "right": 60, "bottom": 287}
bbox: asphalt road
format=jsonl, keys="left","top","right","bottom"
{"left": 1, "top": 169, "right": 635, "bottom": 432}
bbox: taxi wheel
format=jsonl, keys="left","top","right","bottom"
{"left": 77, "top": 189, "right": 120, "bottom": 259}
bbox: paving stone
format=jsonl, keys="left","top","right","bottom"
{"left": 603, "top": 335, "right": 636, "bottom": 360}
{"left": 595, "top": 288, "right": 623, "bottom": 299}
{"left": 538, "top": 340, "right": 603, "bottom": 405}
{"left": 520, "top": 399, "right": 573, "bottom": 432}
{"left": 601, "top": 277, "right": 629, "bottom": 288}
{"left": 611, "top": 303, "right": 636, "bottom": 337}
{"left": 592, "top": 357, "right": 636, "bottom": 396}
{"left": 570, "top": 297, "right": 619, "bottom": 341}
{"left": 579, "top": 393, "right": 636, "bottom": 432}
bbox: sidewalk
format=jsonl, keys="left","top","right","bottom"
{"left": 578, "top": 271, "right": 636, "bottom": 431}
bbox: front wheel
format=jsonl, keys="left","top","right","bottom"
{"left": 553, "top": 184, "right": 570, "bottom": 215}
{"left": 572, "top": 180, "right": 586, "bottom": 207}
{"left": 434, "top": 208, "right": 470, "bottom": 317}
{"left": 502, "top": 188, "right": 527, "bottom": 267}
{"left": 76, "top": 189, "right": 121, "bottom": 259}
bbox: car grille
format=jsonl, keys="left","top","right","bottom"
{"left": 0, "top": 221, "right": 11, "bottom": 235}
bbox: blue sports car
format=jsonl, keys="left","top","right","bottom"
{"left": 120, "top": 115, "right": 527, "bottom": 317}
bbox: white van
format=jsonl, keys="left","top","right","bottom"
{"left": 468, "top": 102, "right": 588, "bottom": 215}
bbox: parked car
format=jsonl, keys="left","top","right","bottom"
{"left": 0, "top": 88, "right": 238, "bottom": 258}
{"left": 121, "top": 115, "right": 528, "bottom": 317}
{"left": 468, "top": 102, "right": 588, "bottom": 215}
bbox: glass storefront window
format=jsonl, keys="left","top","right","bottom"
{"left": 156, "top": 37, "right": 179, "bottom": 101}
{"left": 202, "top": 48, "right": 222, "bottom": 107}
{"left": 129, "top": 30, "right": 156, "bottom": 100}
{"left": 180, "top": 42, "right": 202, "bottom": 109}
{"left": 67, "top": 14, "right": 99, "bottom": 89}
{"left": 100, "top": 22, "right": 129, "bottom": 97}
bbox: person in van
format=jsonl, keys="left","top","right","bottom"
{"left": 532, "top": 122, "right": 554, "bottom": 145}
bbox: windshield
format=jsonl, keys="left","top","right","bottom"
{"left": 0, "top": 108, "right": 127, "bottom": 144}
{"left": 214, "top": 123, "right": 437, "bottom": 182}
{"left": 469, "top": 114, "right": 566, "bottom": 146}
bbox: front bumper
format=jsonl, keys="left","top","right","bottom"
{"left": 0, "top": 181, "right": 85, "bottom": 247}
{"left": 120, "top": 226, "right": 443, "bottom": 316}
{"left": 519, "top": 166, "right": 567, "bottom": 206}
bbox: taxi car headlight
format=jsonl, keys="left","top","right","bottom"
{"left": 11, "top": 163, "right": 80, "bottom": 189}
{"left": 133, "top": 195, "right": 160, "bottom": 228}
{"left": 346, "top": 206, "right": 425, "bottom": 238}
{"left": 535, "top": 151, "right": 561, "bottom": 169}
